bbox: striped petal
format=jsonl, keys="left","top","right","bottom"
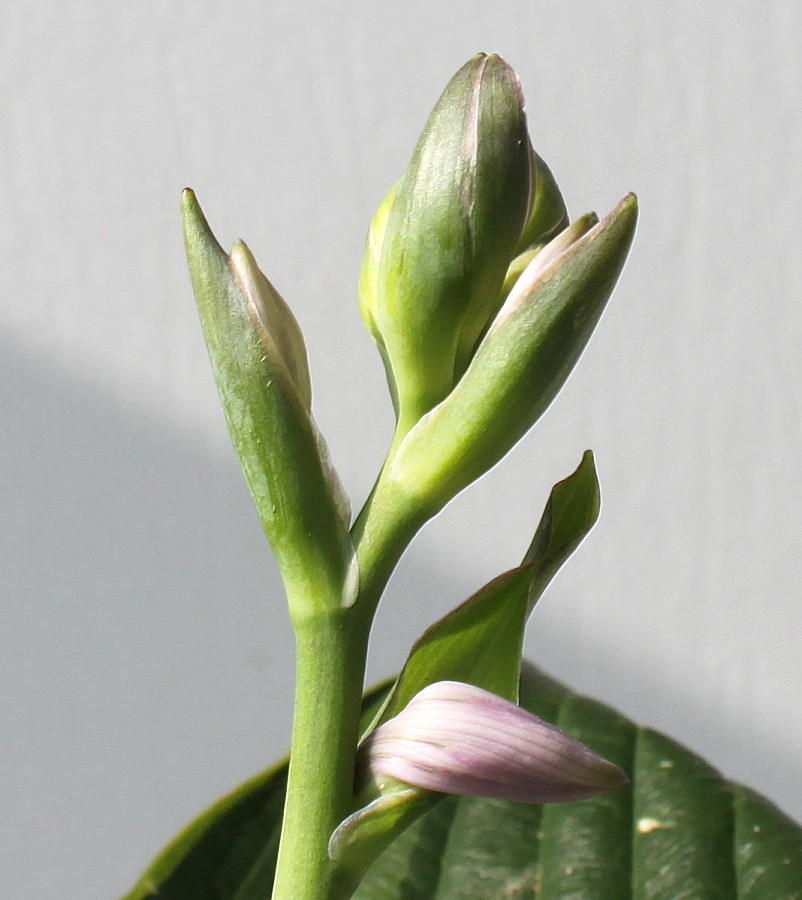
{"left": 362, "top": 681, "right": 628, "bottom": 803}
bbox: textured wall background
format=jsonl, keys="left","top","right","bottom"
{"left": 2, "top": 1, "right": 801, "bottom": 897}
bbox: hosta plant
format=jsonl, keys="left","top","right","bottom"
{"left": 122, "top": 54, "right": 802, "bottom": 900}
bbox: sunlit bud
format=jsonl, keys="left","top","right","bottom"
{"left": 229, "top": 240, "right": 312, "bottom": 409}
{"left": 362, "top": 681, "right": 628, "bottom": 803}
{"left": 391, "top": 194, "right": 637, "bottom": 513}
{"left": 368, "top": 53, "right": 531, "bottom": 428}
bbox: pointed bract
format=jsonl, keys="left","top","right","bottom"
{"left": 182, "top": 189, "right": 356, "bottom": 612}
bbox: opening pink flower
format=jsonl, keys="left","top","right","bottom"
{"left": 362, "top": 681, "right": 628, "bottom": 803}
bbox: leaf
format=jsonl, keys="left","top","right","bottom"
{"left": 119, "top": 683, "right": 392, "bottom": 900}
{"left": 120, "top": 762, "right": 287, "bottom": 900}
{"left": 328, "top": 453, "right": 600, "bottom": 883}
{"left": 523, "top": 447, "right": 601, "bottom": 594}
{"left": 734, "top": 786, "right": 802, "bottom": 896}
{"left": 353, "top": 665, "right": 802, "bottom": 899}
{"left": 121, "top": 664, "right": 802, "bottom": 900}
{"left": 380, "top": 449, "right": 600, "bottom": 724}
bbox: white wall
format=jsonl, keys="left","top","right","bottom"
{"left": 2, "top": 1, "right": 801, "bottom": 897}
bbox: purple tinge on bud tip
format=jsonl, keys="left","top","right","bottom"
{"left": 489, "top": 213, "right": 600, "bottom": 335}
{"left": 362, "top": 681, "right": 628, "bottom": 803}
{"left": 228, "top": 241, "right": 313, "bottom": 409}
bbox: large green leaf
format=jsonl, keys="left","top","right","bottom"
{"left": 120, "top": 761, "right": 286, "bottom": 900}
{"left": 122, "top": 664, "right": 802, "bottom": 899}
{"left": 120, "top": 684, "right": 390, "bottom": 900}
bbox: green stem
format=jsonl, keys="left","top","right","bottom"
{"left": 271, "top": 609, "right": 371, "bottom": 900}
{"left": 350, "top": 430, "right": 430, "bottom": 615}
{"left": 271, "top": 433, "right": 433, "bottom": 900}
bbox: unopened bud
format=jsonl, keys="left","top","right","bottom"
{"left": 362, "top": 681, "right": 628, "bottom": 803}
{"left": 358, "top": 183, "right": 400, "bottom": 412}
{"left": 491, "top": 212, "right": 599, "bottom": 333}
{"left": 391, "top": 194, "right": 638, "bottom": 513}
{"left": 229, "top": 240, "right": 312, "bottom": 409}
{"left": 366, "top": 53, "right": 532, "bottom": 428}
{"left": 182, "top": 189, "right": 356, "bottom": 612}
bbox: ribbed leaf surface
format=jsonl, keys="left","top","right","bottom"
{"left": 123, "top": 666, "right": 801, "bottom": 899}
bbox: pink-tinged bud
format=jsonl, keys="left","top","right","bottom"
{"left": 361, "top": 681, "right": 628, "bottom": 803}
{"left": 490, "top": 212, "right": 599, "bottom": 334}
{"left": 228, "top": 240, "right": 312, "bottom": 411}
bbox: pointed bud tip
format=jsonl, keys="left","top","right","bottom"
{"left": 229, "top": 238, "right": 252, "bottom": 267}
{"left": 616, "top": 191, "right": 639, "bottom": 221}
{"left": 180, "top": 186, "right": 200, "bottom": 219}
{"left": 180, "top": 187, "right": 203, "bottom": 222}
{"left": 181, "top": 188, "right": 228, "bottom": 264}
{"left": 589, "top": 191, "right": 639, "bottom": 250}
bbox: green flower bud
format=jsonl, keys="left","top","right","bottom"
{"left": 358, "top": 182, "right": 399, "bottom": 412}
{"left": 515, "top": 145, "right": 569, "bottom": 255}
{"left": 498, "top": 211, "right": 596, "bottom": 317}
{"left": 490, "top": 212, "right": 599, "bottom": 332}
{"left": 182, "top": 189, "right": 356, "bottom": 613}
{"left": 390, "top": 194, "right": 638, "bottom": 512}
{"left": 229, "top": 240, "right": 312, "bottom": 410}
{"left": 369, "top": 53, "right": 532, "bottom": 428}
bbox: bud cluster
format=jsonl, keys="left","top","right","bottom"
{"left": 359, "top": 53, "right": 637, "bottom": 512}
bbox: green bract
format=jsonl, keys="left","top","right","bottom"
{"left": 515, "top": 147, "right": 569, "bottom": 255}
{"left": 181, "top": 190, "right": 356, "bottom": 614}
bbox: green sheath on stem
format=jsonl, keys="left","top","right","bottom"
{"left": 181, "top": 189, "right": 356, "bottom": 614}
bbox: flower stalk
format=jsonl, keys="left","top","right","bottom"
{"left": 272, "top": 609, "right": 371, "bottom": 900}
{"left": 181, "top": 51, "right": 637, "bottom": 900}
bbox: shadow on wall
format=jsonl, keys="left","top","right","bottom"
{"left": 1, "top": 337, "right": 293, "bottom": 900}
{"left": 3, "top": 337, "right": 800, "bottom": 900}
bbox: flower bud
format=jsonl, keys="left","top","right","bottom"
{"left": 182, "top": 189, "right": 356, "bottom": 612}
{"left": 362, "top": 681, "right": 628, "bottom": 803}
{"left": 490, "top": 212, "right": 599, "bottom": 333}
{"left": 390, "top": 194, "right": 638, "bottom": 513}
{"left": 368, "top": 53, "right": 532, "bottom": 427}
{"left": 514, "top": 145, "right": 569, "bottom": 255}
{"left": 358, "top": 183, "right": 400, "bottom": 412}
{"left": 229, "top": 240, "right": 312, "bottom": 410}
